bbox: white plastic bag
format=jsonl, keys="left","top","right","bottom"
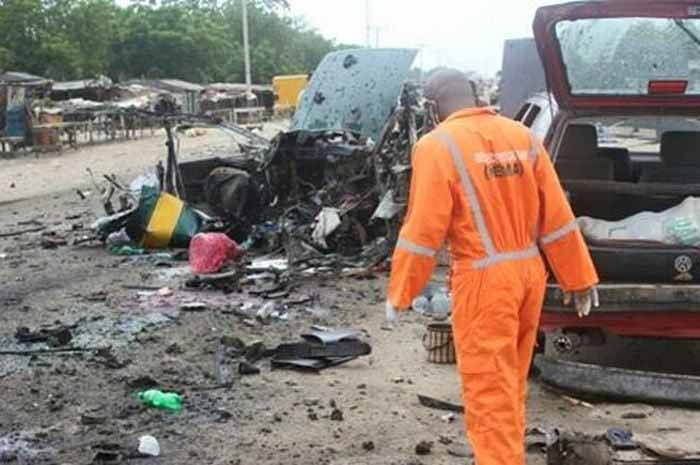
{"left": 579, "top": 197, "right": 700, "bottom": 247}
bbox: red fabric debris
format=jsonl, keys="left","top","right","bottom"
{"left": 189, "top": 233, "right": 243, "bottom": 274}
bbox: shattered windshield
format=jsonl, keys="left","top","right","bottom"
{"left": 556, "top": 17, "right": 700, "bottom": 95}
{"left": 291, "top": 48, "right": 417, "bottom": 141}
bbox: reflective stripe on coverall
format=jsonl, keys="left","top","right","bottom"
{"left": 387, "top": 107, "right": 599, "bottom": 465}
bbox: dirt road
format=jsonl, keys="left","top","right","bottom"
{"left": 2, "top": 133, "right": 700, "bottom": 464}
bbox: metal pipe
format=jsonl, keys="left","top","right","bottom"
{"left": 242, "top": 0, "right": 253, "bottom": 97}
{"left": 365, "top": 0, "right": 371, "bottom": 48}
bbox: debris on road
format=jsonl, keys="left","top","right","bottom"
{"left": 189, "top": 232, "right": 243, "bottom": 274}
{"left": 423, "top": 323, "right": 456, "bottom": 364}
{"left": 15, "top": 324, "right": 73, "bottom": 347}
{"left": 268, "top": 329, "right": 371, "bottom": 373}
{"left": 560, "top": 394, "right": 595, "bottom": 409}
{"left": 0, "top": 225, "right": 46, "bottom": 238}
{"left": 138, "top": 389, "right": 184, "bottom": 411}
{"left": 0, "top": 431, "right": 52, "bottom": 463}
{"left": 417, "top": 394, "right": 464, "bottom": 414}
{"left": 415, "top": 440, "right": 433, "bottom": 456}
{"left": 137, "top": 435, "right": 161, "bottom": 457}
{"left": 546, "top": 431, "right": 612, "bottom": 465}
{"left": 330, "top": 408, "right": 344, "bottom": 421}
{"left": 617, "top": 404, "right": 654, "bottom": 420}
{"left": 79, "top": 48, "right": 432, "bottom": 281}
{"left": 605, "top": 428, "right": 637, "bottom": 450}
{"left": 238, "top": 360, "right": 261, "bottom": 375}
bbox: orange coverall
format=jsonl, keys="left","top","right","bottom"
{"left": 387, "top": 107, "right": 598, "bottom": 465}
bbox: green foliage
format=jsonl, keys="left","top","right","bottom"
{"left": 0, "top": 46, "right": 15, "bottom": 70}
{"left": 0, "top": 0, "right": 340, "bottom": 83}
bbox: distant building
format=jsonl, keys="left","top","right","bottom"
{"left": 51, "top": 76, "right": 115, "bottom": 102}
{"left": 0, "top": 71, "right": 51, "bottom": 142}
{"left": 132, "top": 79, "right": 205, "bottom": 114}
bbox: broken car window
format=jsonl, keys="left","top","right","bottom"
{"left": 556, "top": 17, "right": 700, "bottom": 95}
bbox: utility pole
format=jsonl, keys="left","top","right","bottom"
{"left": 365, "top": 0, "right": 371, "bottom": 48}
{"left": 242, "top": 0, "right": 253, "bottom": 100}
{"left": 418, "top": 43, "right": 426, "bottom": 81}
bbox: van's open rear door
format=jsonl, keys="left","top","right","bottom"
{"left": 534, "top": 1, "right": 700, "bottom": 111}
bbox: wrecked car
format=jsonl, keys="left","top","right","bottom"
{"left": 532, "top": 0, "right": 700, "bottom": 402}
{"left": 177, "top": 48, "right": 435, "bottom": 268}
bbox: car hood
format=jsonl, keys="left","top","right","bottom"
{"left": 291, "top": 48, "right": 417, "bottom": 141}
{"left": 534, "top": 1, "right": 700, "bottom": 111}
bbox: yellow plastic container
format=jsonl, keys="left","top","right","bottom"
{"left": 273, "top": 74, "right": 308, "bottom": 110}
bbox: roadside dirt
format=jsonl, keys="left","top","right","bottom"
{"left": 2, "top": 133, "right": 700, "bottom": 465}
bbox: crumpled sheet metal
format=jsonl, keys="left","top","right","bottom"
{"left": 311, "top": 208, "right": 341, "bottom": 249}
{"left": 372, "top": 189, "right": 402, "bottom": 220}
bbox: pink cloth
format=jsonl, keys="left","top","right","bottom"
{"left": 189, "top": 233, "right": 243, "bottom": 274}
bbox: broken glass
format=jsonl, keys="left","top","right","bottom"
{"left": 556, "top": 17, "right": 700, "bottom": 95}
{"left": 292, "top": 48, "right": 417, "bottom": 141}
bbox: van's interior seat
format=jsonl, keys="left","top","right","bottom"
{"left": 661, "top": 131, "right": 700, "bottom": 167}
{"left": 598, "top": 147, "right": 634, "bottom": 182}
{"left": 555, "top": 124, "right": 614, "bottom": 181}
{"left": 556, "top": 160, "right": 614, "bottom": 180}
{"left": 640, "top": 131, "right": 700, "bottom": 183}
{"left": 555, "top": 124, "right": 614, "bottom": 218}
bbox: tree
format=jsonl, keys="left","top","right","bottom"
{"left": 0, "top": 0, "right": 340, "bottom": 83}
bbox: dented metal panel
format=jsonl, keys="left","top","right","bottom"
{"left": 292, "top": 48, "right": 417, "bottom": 141}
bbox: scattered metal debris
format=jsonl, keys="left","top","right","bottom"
{"left": 546, "top": 431, "right": 612, "bottom": 465}
{"left": 80, "top": 48, "right": 432, "bottom": 281}
{"left": 417, "top": 394, "right": 464, "bottom": 414}
{"left": 0, "top": 225, "right": 45, "bottom": 238}
{"left": 0, "top": 431, "right": 54, "bottom": 463}
{"left": 15, "top": 324, "right": 73, "bottom": 346}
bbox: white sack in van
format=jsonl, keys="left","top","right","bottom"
{"left": 578, "top": 196, "right": 700, "bottom": 247}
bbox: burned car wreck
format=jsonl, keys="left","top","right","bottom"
{"left": 171, "top": 48, "right": 436, "bottom": 270}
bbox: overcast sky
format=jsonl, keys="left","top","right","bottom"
{"left": 117, "top": 0, "right": 558, "bottom": 77}
{"left": 287, "top": 0, "right": 559, "bottom": 77}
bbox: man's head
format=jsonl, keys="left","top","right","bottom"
{"left": 424, "top": 68, "right": 478, "bottom": 122}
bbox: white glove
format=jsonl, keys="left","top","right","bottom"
{"left": 563, "top": 287, "right": 600, "bottom": 318}
{"left": 384, "top": 300, "right": 400, "bottom": 329}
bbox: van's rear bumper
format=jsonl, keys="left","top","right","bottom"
{"left": 535, "top": 355, "right": 700, "bottom": 406}
{"left": 542, "top": 283, "right": 700, "bottom": 338}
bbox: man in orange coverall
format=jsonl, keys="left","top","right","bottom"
{"left": 385, "top": 69, "right": 599, "bottom": 465}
